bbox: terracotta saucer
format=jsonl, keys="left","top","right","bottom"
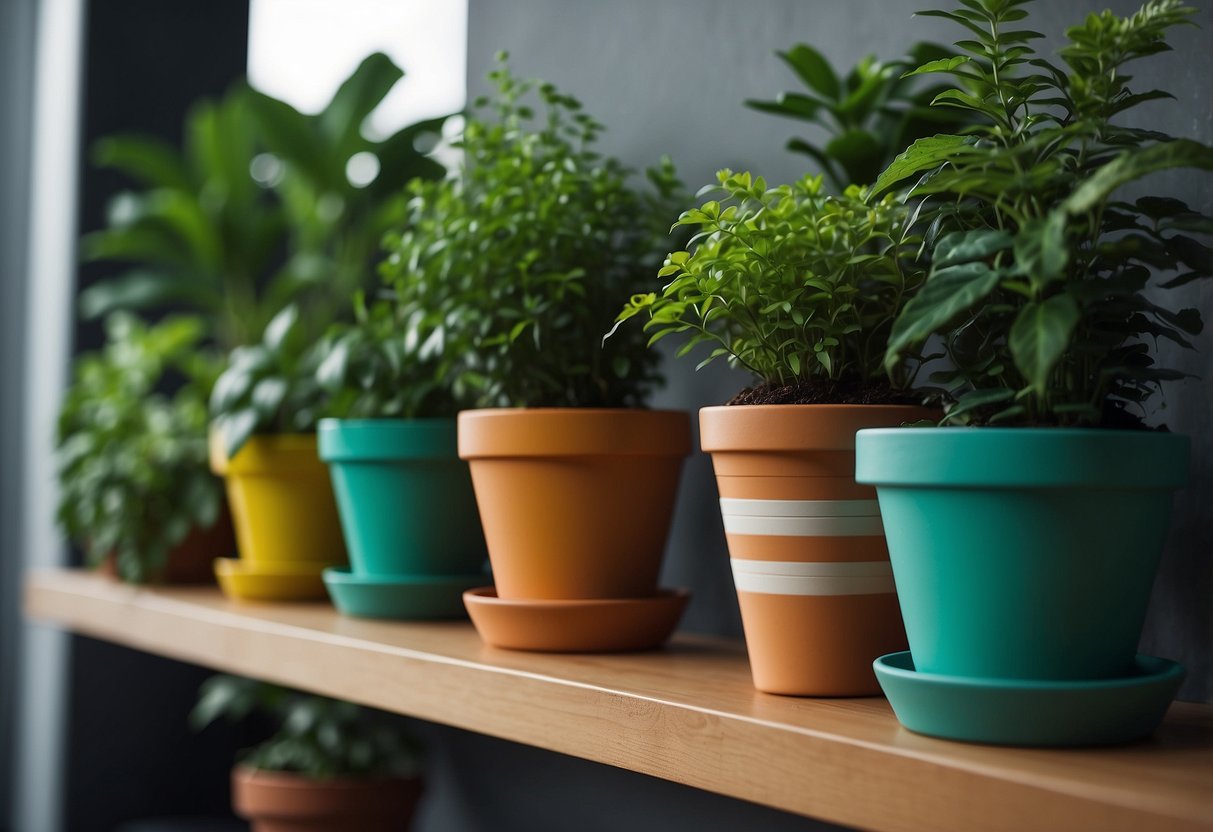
{"left": 463, "top": 587, "right": 689, "bottom": 653}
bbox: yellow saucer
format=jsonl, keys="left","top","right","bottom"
{"left": 214, "top": 557, "right": 335, "bottom": 602}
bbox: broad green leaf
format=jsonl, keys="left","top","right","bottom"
{"left": 871, "top": 134, "right": 974, "bottom": 195}
{"left": 778, "top": 44, "right": 840, "bottom": 100}
{"left": 1009, "top": 294, "right": 1080, "bottom": 393}
{"left": 886, "top": 261, "right": 1003, "bottom": 365}
{"left": 825, "top": 129, "right": 884, "bottom": 185}
{"left": 221, "top": 408, "right": 259, "bottom": 459}
{"left": 745, "top": 92, "right": 827, "bottom": 121}
{"left": 902, "top": 55, "right": 970, "bottom": 78}
{"left": 251, "top": 377, "right": 288, "bottom": 419}
{"left": 78, "top": 270, "right": 220, "bottom": 320}
{"left": 316, "top": 339, "right": 350, "bottom": 392}
{"left": 93, "top": 135, "right": 192, "bottom": 190}
{"left": 319, "top": 52, "right": 404, "bottom": 156}
{"left": 246, "top": 90, "right": 337, "bottom": 191}
{"left": 263, "top": 305, "right": 300, "bottom": 353}
{"left": 1065, "top": 139, "right": 1213, "bottom": 215}
{"left": 934, "top": 229, "right": 1013, "bottom": 267}
{"left": 1012, "top": 212, "right": 1069, "bottom": 289}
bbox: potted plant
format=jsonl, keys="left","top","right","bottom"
{"left": 56, "top": 313, "right": 233, "bottom": 583}
{"left": 191, "top": 675, "right": 423, "bottom": 832}
{"left": 615, "top": 171, "right": 934, "bottom": 695}
{"left": 380, "top": 56, "right": 692, "bottom": 651}
{"left": 747, "top": 40, "right": 972, "bottom": 190}
{"left": 855, "top": 0, "right": 1210, "bottom": 745}
{"left": 313, "top": 291, "right": 487, "bottom": 619}
{"left": 209, "top": 305, "right": 346, "bottom": 600}
{"left": 79, "top": 52, "right": 448, "bottom": 348}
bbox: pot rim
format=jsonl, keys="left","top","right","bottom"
{"left": 318, "top": 417, "right": 458, "bottom": 462}
{"left": 457, "top": 407, "right": 692, "bottom": 459}
{"left": 700, "top": 404, "right": 937, "bottom": 453}
{"left": 855, "top": 426, "right": 1190, "bottom": 489}
{"left": 209, "top": 432, "right": 319, "bottom": 475}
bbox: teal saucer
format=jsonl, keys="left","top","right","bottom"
{"left": 323, "top": 567, "right": 485, "bottom": 620}
{"left": 874, "top": 651, "right": 1184, "bottom": 747}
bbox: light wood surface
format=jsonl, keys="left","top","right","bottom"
{"left": 24, "top": 568, "right": 1213, "bottom": 832}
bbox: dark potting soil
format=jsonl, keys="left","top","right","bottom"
{"left": 725, "top": 379, "right": 926, "bottom": 407}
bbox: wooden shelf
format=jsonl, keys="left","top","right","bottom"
{"left": 24, "top": 568, "right": 1213, "bottom": 832}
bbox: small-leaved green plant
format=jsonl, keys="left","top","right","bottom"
{"left": 315, "top": 288, "right": 459, "bottom": 420}
{"left": 876, "top": 0, "right": 1213, "bottom": 426}
{"left": 614, "top": 170, "right": 924, "bottom": 403}
{"left": 747, "top": 41, "right": 973, "bottom": 190}
{"left": 210, "top": 304, "right": 334, "bottom": 457}
{"left": 56, "top": 314, "right": 222, "bottom": 582}
{"left": 379, "top": 55, "right": 683, "bottom": 409}
{"left": 190, "top": 675, "right": 421, "bottom": 779}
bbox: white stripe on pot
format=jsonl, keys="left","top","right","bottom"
{"left": 719, "top": 498, "right": 880, "bottom": 518}
{"left": 722, "top": 514, "right": 884, "bottom": 537}
{"left": 730, "top": 558, "right": 892, "bottom": 578}
{"left": 731, "top": 572, "right": 897, "bottom": 596}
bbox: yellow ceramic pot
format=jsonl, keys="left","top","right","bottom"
{"left": 210, "top": 433, "right": 346, "bottom": 600}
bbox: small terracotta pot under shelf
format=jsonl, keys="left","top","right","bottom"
{"left": 231, "top": 766, "right": 422, "bottom": 832}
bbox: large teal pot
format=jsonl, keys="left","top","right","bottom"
{"left": 318, "top": 419, "right": 487, "bottom": 578}
{"left": 855, "top": 428, "right": 1188, "bottom": 681}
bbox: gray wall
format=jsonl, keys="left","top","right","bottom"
{"left": 468, "top": 0, "right": 1213, "bottom": 703}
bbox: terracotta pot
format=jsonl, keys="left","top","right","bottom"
{"left": 458, "top": 409, "right": 691, "bottom": 600}
{"left": 232, "top": 766, "right": 422, "bottom": 832}
{"left": 700, "top": 404, "right": 933, "bottom": 696}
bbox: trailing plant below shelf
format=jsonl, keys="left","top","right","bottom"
{"left": 875, "top": 0, "right": 1213, "bottom": 427}
{"left": 747, "top": 41, "right": 973, "bottom": 191}
{"left": 379, "top": 54, "right": 685, "bottom": 409}
{"left": 79, "top": 53, "right": 448, "bottom": 349}
{"left": 191, "top": 675, "right": 421, "bottom": 779}
{"left": 613, "top": 170, "right": 925, "bottom": 404}
{"left": 210, "top": 304, "right": 334, "bottom": 458}
{"left": 55, "top": 314, "right": 222, "bottom": 582}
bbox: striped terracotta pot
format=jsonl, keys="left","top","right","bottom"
{"left": 701, "top": 404, "right": 933, "bottom": 696}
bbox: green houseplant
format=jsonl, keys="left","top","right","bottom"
{"left": 208, "top": 305, "right": 346, "bottom": 600}
{"left": 854, "top": 0, "right": 1211, "bottom": 745}
{"left": 747, "top": 41, "right": 972, "bottom": 190}
{"left": 191, "top": 675, "right": 423, "bottom": 832}
{"left": 55, "top": 314, "right": 233, "bottom": 583}
{"left": 380, "top": 56, "right": 692, "bottom": 651}
{"left": 312, "top": 293, "right": 488, "bottom": 620}
{"left": 80, "top": 52, "right": 446, "bottom": 348}
{"left": 615, "top": 171, "right": 934, "bottom": 695}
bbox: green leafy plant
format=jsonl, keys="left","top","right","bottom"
{"left": 614, "top": 170, "right": 923, "bottom": 403}
{"left": 56, "top": 314, "right": 222, "bottom": 582}
{"left": 314, "top": 289, "right": 458, "bottom": 420}
{"left": 379, "top": 55, "right": 683, "bottom": 409}
{"left": 210, "top": 304, "right": 333, "bottom": 457}
{"left": 190, "top": 675, "right": 421, "bottom": 779}
{"left": 747, "top": 42, "right": 972, "bottom": 190}
{"left": 80, "top": 53, "right": 447, "bottom": 349}
{"left": 876, "top": 0, "right": 1213, "bottom": 426}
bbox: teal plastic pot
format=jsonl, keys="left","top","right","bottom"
{"left": 318, "top": 419, "right": 487, "bottom": 578}
{"left": 855, "top": 428, "right": 1188, "bottom": 681}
